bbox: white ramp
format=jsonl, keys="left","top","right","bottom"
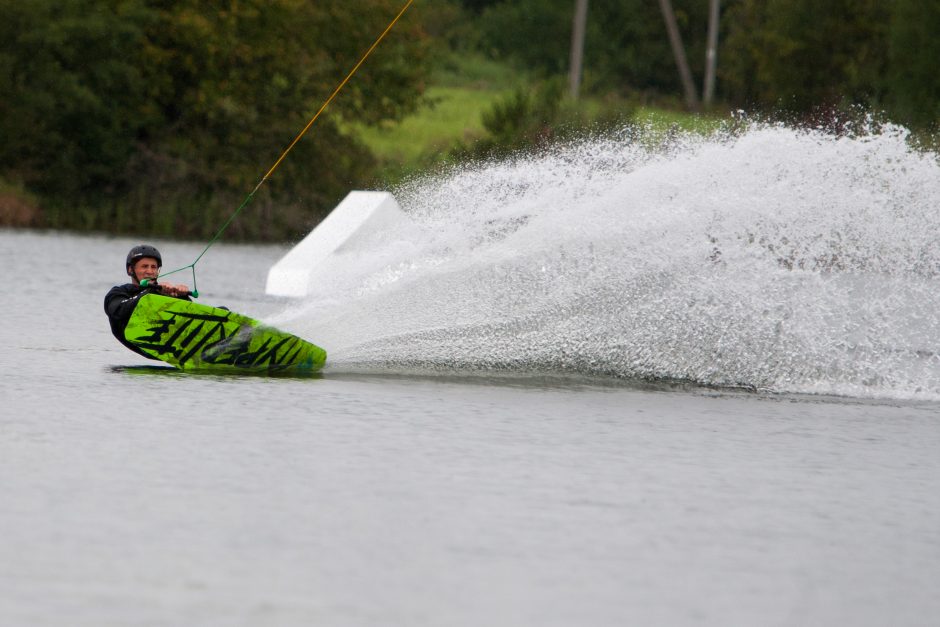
{"left": 265, "top": 191, "right": 414, "bottom": 297}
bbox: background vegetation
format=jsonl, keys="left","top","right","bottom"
{"left": 0, "top": 0, "right": 428, "bottom": 237}
{"left": 0, "top": 0, "right": 937, "bottom": 241}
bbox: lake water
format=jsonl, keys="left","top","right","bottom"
{"left": 2, "top": 123, "right": 939, "bottom": 625}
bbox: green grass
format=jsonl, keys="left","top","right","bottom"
{"left": 633, "top": 106, "right": 727, "bottom": 134}
{"left": 351, "top": 52, "right": 730, "bottom": 184}
{"left": 355, "top": 86, "right": 510, "bottom": 165}
{"left": 357, "top": 94, "right": 726, "bottom": 167}
{"left": 349, "top": 53, "right": 525, "bottom": 174}
{"left": 429, "top": 51, "right": 524, "bottom": 91}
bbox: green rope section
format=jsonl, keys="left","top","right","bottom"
{"left": 156, "top": 189, "right": 259, "bottom": 297}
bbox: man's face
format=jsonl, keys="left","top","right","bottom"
{"left": 130, "top": 257, "right": 160, "bottom": 283}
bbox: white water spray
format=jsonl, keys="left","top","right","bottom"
{"left": 273, "top": 121, "right": 940, "bottom": 400}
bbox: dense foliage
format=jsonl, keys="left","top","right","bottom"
{"left": 474, "top": 0, "right": 708, "bottom": 98}
{"left": 721, "top": 0, "right": 890, "bottom": 123}
{"left": 463, "top": 0, "right": 938, "bottom": 130}
{"left": 1, "top": 0, "right": 936, "bottom": 239}
{"left": 883, "top": 0, "right": 940, "bottom": 130}
{"left": 0, "top": 0, "right": 428, "bottom": 238}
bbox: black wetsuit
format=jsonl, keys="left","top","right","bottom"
{"left": 104, "top": 283, "right": 190, "bottom": 358}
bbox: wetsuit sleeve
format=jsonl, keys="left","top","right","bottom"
{"left": 104, "top": 285, "right": 148, "bottom": 331}
{"left": 104, "top": 284, "right": 192, "bottom": 332}
{"left": 104, "top": 284, "right": 192, "bottom": 360}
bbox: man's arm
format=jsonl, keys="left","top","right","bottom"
{"left": 104, "top": 285, "right": 149, "bottom": 329}
{"left": 153, "top": 282, "right": 191, "bottom": 299}
{"left": 105, "top": 284, "right": 191, "bottom": 320}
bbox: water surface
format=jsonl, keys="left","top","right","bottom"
{"left": 2, "top": 123, "right": 939, "bottom": 626}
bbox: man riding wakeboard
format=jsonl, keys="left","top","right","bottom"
{"left": 104, "top": 245, "right": 191, "bottom": 358}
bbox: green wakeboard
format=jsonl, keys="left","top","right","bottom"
{"left": 125, "top": 294, "right": 326, "bottom": 374}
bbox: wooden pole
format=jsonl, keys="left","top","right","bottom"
{"left": 569, "top": 0, "right": 589, "bottom": 99}
{"left": 703, "top": 0, "right": 720, "bottom": 107}
{"left": 656, "top": 0, "right": 699, "bottom": 110}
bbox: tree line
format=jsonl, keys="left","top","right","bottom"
{"left": 1, "top": 1, "right": 937, "bottom": 240}
{"left": 457, "top": 0, "right": 938, "bottom": 129}
{"left": 0, "top": 0, "right": 428, "bottom": 238}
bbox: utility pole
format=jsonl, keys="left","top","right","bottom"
{"left": 569, "top": 0, "right": 589, "bottom": 100}
{"left": 657, "top": 0, "right": 699, "bottom": 111}
{"left": 703, "top": 0, "right": 720, "bottom": 107}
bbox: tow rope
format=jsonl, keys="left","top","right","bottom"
{"left": 156, "top": 0, "right": 415, "bottom": 297}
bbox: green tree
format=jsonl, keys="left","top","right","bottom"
{"left": 457, "top": 0, "right": 502, "bottom": 14}
{"left": 885, "top": 0, "right": 940, "bottom": 131}
{"left": 450, "top": 78, "right": 635, "bottom": 161}
{"left": 474, "top": 0, "right": 709, "bottom": 98}
{"left": 0, "top": 1, "right": 149, "bottom": 200}
{"left": 720, "top": 0, "right": 890, "bottom": 117}
{"left": 589, "top": 0, "right": 709, "bottom": 96}
{"left": 0, "top": 0, "right": 429, "bottom": 239}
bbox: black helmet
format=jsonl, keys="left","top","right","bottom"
{"left": 126, "top": 244, "right": 162, "bottom": 276}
